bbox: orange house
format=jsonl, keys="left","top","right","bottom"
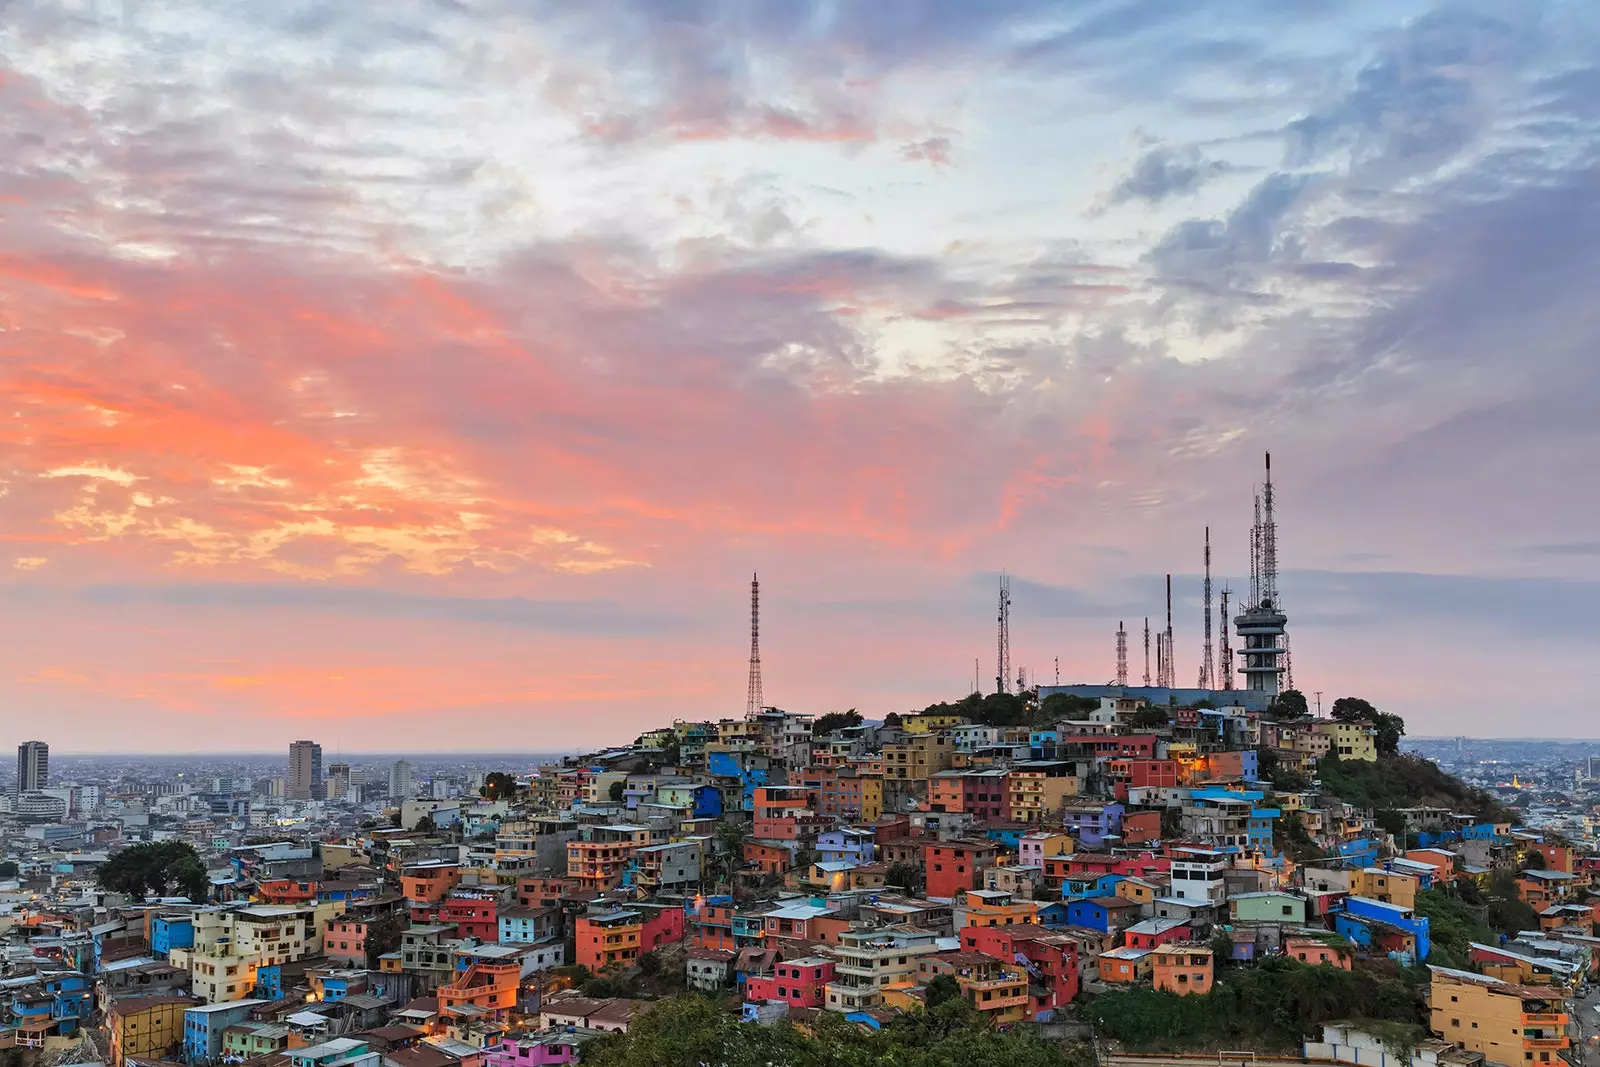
{"left": 1151, "top": 944, "right": 1213, "bottom": 996}
{"left": 257, "top": 880, "right": 317, "bottom": 905}
{"left": 744, "top": 841, "right": 792, "bottom": 875}
{"left": 1283, "top": 936, "right": 1351, "bottom": 969}
{"left": 575, "top": 910, "right": 643, "bottom": 972}
{"left": 1098, "top": 947, "right": 1151, "bottom": 984}
{"left": 402, "top": 862, "right": 463, "bottom": 904}
{"left": 438, "top": 960, "right": 519, "bottom": 1020}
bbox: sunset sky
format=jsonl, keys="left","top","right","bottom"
{"left": 3, "top": 1, "right": 1599, "bottom": 752}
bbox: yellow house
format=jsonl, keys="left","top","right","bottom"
{"left": 1007, "top": 767, "right": 1079, "bottom": 823}
{"left": 1431, "top": 968, "right": 1568, "bottom": 1065}
{"left": 882, "top": 734, "right": 955, "bottom": 784}
{"left": 1315, "top": 721, "right": 1377, "bottom": 761}
{"left": 107, "top": 994, "right": 194, "bottom": 1067}
{"left": 914, "top": 953, "right": 1029, "bottom": 1025}
{"left": 903, "top": 713, "right": 968, "bottom": 735}
{"left": 958, "top": 889, "right": 1039, "bottom": 930}
{"left": 1116, "top": 877, "right": 1163, "bottom": 907}
{"left": 1348, "top": 868, "right": 1417, "bottom": 909}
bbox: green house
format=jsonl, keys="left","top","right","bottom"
{"left": 1228, "top": 891, "right": 1306, "bottom": 924}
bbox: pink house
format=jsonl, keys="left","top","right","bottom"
{"left": 486, "top": 1031, "right": 602, "bottom": 1067}
{"left": 743, "top": 956, "right": 835, "bottom": 1008}
{"left": 323, "top": 919, "right": 370, "bottom": 964}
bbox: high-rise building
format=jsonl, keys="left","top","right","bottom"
{"left": 16, "top": 741, "right": 48, "bottom": 796}
{"left": 390, "top": 760, "right": 414, "bottom": 800}
{"left": 287, "top": 740, "right": 323, "bottom": 800}
{"left": 326, "top": 762, "right": 351, "bottom": 801}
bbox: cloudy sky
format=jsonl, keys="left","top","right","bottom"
{"left": 3, "top": 0, "right": 1598, "bottom": 752}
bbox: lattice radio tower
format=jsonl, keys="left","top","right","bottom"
{"left": 1261, "top": 452, "right": 1280, "bottom": 610}
{"left": 1218, "top": 586, "right": 1234, "bottom": 689}
{"left": 1142, "top": 617, "right": 1151, "bottom": 686}
{"left": 1198, "top": 527, "right": 1215, "bottom": 689}
{"left": 1158, "top": 573, "right": 1175, "bottom": 687}
{"left": 745, "top": 573, "right": 763, "bottom": 718}
{"left": 996, "top": 574, "right": 1012, "bottom": 695}
{"left": 1115, "top": 621, "right": 1128, "bottom": 686}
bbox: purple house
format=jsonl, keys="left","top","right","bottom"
{"left": 488, "top": 1030, "right": 607, "bottom": 1067}
{"left": 1061, "top": 801, "right": 1125, "bottom": 848}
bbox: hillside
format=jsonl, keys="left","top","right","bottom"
{"left": 1313, "top": 752, "right": 1509, "bottom": 823}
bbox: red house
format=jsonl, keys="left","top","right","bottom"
{"left": 1129, "top": 760, "right": 1181, "bottom": 789}
{"left": 1123, "top": 917, "right": 1192, "bottom": 950}
{"left": 743, "top": 956, "right": 835, "bottom": 1009}
{"left": 440, "top": 890, "right": 501, "bottom": 941}
{"left": 924, "top": 839, "right": 1000, "bottom": 900}
{"left": 639, "top": 904, "right": 687, "bottom": 951}
{"left": 1121, "top": 812, "right": 1163, "bottom": 845}
{"left": 963, "top": 926, "right": 1080, "bottom": 1018}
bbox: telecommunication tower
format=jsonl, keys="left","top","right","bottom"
{"left": 1142, "top": 618, "right": 1151, "bottom": 686}
{"left": 1115, "top": 621, "right": 1128, "bottom": 686}
{"left": 1218, "top": 587, "right": 1233, "bottom": 689}
{"left": 996, "top": 574, "right": 1012, "bottom": 695}
{"left": 1199, "top": 527, "right": 1215, "bottom": 689}
{"left": 745, "top": 573, "right": 763, "bottom": 717}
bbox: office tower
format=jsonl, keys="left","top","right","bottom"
{"left": 326, "top": 762, "right": 352, "bottom": 802}
{"left": 390, "top": 760, "right": 414, "bottom": 800}
{"left": 287, "top": 740, "right": 323, "bottom": 800}
{"left": 16, "top": 741, "right": 48, "bottom": 795}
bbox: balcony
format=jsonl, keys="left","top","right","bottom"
{"left": 1522, "top": 1013, "right": 1568, "bottom": 1026}
{"left": 1523, "top": 1038, "right": 1568, "bottom": 1051}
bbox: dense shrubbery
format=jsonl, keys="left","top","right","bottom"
{"left": 1083, "top": 957, "right": 1427, "bottom": 1052}
{"left": 580, "top": 995, "right": 1087, "bottom": 1067}
{"left": 1317, "top": 754, "right": 1508, "bottom": 822}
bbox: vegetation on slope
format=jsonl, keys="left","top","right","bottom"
{"left": 1316, "top": 753, "right": 1508, "bottom": 823}
{"left": 1084, "top": 957, "right": 1427, "bottom": 1053}
{"left": 579, "top": 995, "right": 1088, "bottom": 1067}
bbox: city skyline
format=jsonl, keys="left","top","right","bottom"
{"left": 5, "top": 1, "right": 1600, "bottom": 750}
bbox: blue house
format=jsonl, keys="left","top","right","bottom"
{"left": 1062, "top": 802, "right": 1124, "bottom": 848}
{"left": 731, "top": 913, "right": 768, "bottom": 949}
{"left": 706, "top": 752, "right": 769, "bottom": 811}
{"left": 254, "top": 962, "right": 294, "bottom": 1001}
{"left": 1336, "top": 838, "right": 1381, "bottom": 868}
{"left": 1335, "top": 896, "right": 1430, "bottom": 961}
{"left": 1247, "top": 808, "right": 1280, "bottom": 852}
{"left": 152, "top": 916, "right": 195, "bottom": 958}
{"left": 184, "top": 1000, "right": 267, "bottom": 1063}
{"left": 817, "top": 829, "right": 877, "bottom": 865}
{"left": 986, "top": 826, "right": 1027, "bottom": 850}
{"left": 1064, "top": 896, "right": 1137, "bottom": 934}
{"left": 1035, "top": 901, "right": 1072, "bottom": 928}
{"left": 8, "top": 972, "right": 91, "bottom": 1038}
{"left": 689, "top": 784, "right": 723, "bottom": 819}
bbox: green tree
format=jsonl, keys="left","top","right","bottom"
{"left": 1371, "top": 712, "right": 1406, "bottom": 756}
{"left": 1520, "top": 850, "right": 1547, "bottom": 870}
{"left": 924, "top": 973, "right": 961, "bottom": 1009}
{"left": 479, "top": 772, "right": 520, "bottom": 801}
{"left": 812, "top": 710, "right": 864, "bottom": 735}
{"left": 609, "top": 780, "right": 627, "bottom": 802}
{"left": 883, "top": 712, "right": 904, "bottom": 729}
{"left": 0, "top": 861, "right": 19, "bottom": 879}
{"left": 413, "top": 815, "right": 438, "bottom": 835}
{"left": 1270, "top": 689, "right": 1310, "bottom": 717}
{"left": 97, "top": 842, "right": 211, "bottom": 902}
{"left": 1038, "top": 692, "right": 1099, "bottom": 722}
{"left": 1129, "top": 705, "right": 1171, "bottom": 729}
{"left": 1331, "top": 696, "right": 1378, "bottom": 723}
